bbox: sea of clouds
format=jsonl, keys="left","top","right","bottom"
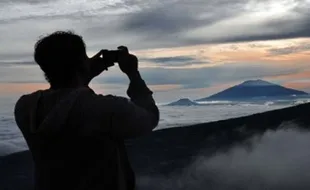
{"left": 137, "top": 126, "right": 310, "bottom": 190}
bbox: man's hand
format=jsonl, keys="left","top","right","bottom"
{"left": 85, "top": 50, "right": 115, "bottom": 84}
{"left": 84, "top": 46, "right": 139, "bottom": 85}
{"left": 117, "top": 46, "right": 139, "bottom": 77}
{"left": 89, "top": 50, "right": 115, "bottom": 77}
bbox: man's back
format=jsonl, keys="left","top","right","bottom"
{"left": 14, "top": 32, "right": 159, "bottom": 189}
{"left": 14, "top": 86, "right": 159, "bottom": 190}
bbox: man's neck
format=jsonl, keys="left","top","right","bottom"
{"left": 50, "top": 77, "right": 89, "bottom": 90}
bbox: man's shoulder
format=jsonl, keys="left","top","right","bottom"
{"left": 14, "top": 90, "right": 44, "bottom": 123}
{"left": 15, "top": 90, "right": 43, "bottom": 106}
{"left": 19, "top": 90, "right": 43, "bottom": 98}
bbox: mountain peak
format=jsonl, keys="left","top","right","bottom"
{"left": 179, "top": 98, "right": 192, "bottom": 102}
{"left": 196, "top": 79, "right": 308, "bottom": 101}
{"left": 239, "top": 79, "right": 275, "bottom": 86}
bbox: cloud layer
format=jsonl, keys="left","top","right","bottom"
{"left": 0, "top": 0, "right": 310, "bottom": 60}
{"left": 137, "top": 128, "right": 310, "bottom": 190}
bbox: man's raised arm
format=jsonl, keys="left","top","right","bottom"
{"left": 105, "top": 46, "right": 159, "bottom": 139}
{"left": 108, "top": 71, "right": 159, "bottom": 139}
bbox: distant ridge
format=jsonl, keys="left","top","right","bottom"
{"left": 196, "top": 79, "right": 308, "bottom": 101}
{"left": 166, "top": 98, "right": 199, "bottom": 106}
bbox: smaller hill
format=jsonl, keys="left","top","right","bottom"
{"left": 166, "top": 98, "right": 199, "bottom": 106}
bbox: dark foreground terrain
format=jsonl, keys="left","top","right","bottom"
{"left": 1, "top": 103, "right": 310, "bottom": 190}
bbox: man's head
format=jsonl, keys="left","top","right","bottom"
{"left": 34, "top": 31, "right": 89, "bottom": 88}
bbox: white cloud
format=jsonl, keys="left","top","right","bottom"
{"left": 0, "top": 0, "right": 309, "bottom": 61}
{"left": 0, "top": 0, "right": 131, "bottom": 21}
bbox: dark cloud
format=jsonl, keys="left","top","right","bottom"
{"left": 140, "top": 56, "right": 206, "bottom": 67}
{"left": 248, "top": 44, "right": 271, "bottom": 48}
{"left": 131, "top": 1, "right": 241, "bottom": 28}
{"left": 1, "top": 0, "right": 310, "bottom": 61}
{"left": 118, "top": 0, "right": 310, "bottom": 47}
{"left": 268, "top": 43, "right": 310, "bottom": 56}
{"left": 185, "top": 16, "right": 310, "bottom": 46}
{"left": 142, "top": 56, "right": 196, "bottom": 63}
{"left": 116, "top": 0, "right": 244, "bottom": 48}
{"left": 215, "top": 25, "right": 310, "bottom": 44}
{"left": 122, "top": 0, "right": 242, "bottom": 34}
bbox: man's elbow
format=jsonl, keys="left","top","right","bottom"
{"left": 134, "top": 113, "right": 159, "bottom": 137}
{"left": 149, "top": 116, "right": 159, "bottom": 132}
{"left": 125, "top": 107, "right": 159, "bottom": 138}
{"left": 150, "top": 107, "right": 160, "bottom": 130}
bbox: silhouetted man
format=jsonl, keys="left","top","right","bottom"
{"left": 14, "top": 31, "right": 159, "bottom": 190}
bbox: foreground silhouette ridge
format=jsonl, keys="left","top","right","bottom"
{"left": 13, "top": 31, "right": 159, "bottom": 190}
{"left": 2, "top": 102, "right": 310, "bottom": 189}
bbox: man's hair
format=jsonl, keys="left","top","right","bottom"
{"left": 34, "top": 31, "right": 87, "bottom": 88}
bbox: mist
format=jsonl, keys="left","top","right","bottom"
{"left": 136, "top": 126, "right": 310, "bottom": 190}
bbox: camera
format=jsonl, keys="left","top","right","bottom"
{"left": 101, "top": 50, "right": 120, "bottom": 70}
{"left": 107, "top": 50, "right": 119, "bottom": 63}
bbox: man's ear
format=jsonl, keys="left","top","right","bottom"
{"left": 77, "top": 60, "right": 92, "bottom": 86}
{"left": 75, "top": 58, "right": 89, "bottom": 76}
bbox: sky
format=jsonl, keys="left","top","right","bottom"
{"left": 0, "top": 0, "right": 310, "bottom": 102}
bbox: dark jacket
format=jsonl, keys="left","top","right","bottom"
{"left": 14, "top": 77, "right": 159, "bottom": 190}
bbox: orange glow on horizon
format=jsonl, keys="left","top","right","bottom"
{"left": 0, "top": 83, "right": 49, "bottom": 94}
{"left": 283, "top": 82, "right": 310, "bottom": 91}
